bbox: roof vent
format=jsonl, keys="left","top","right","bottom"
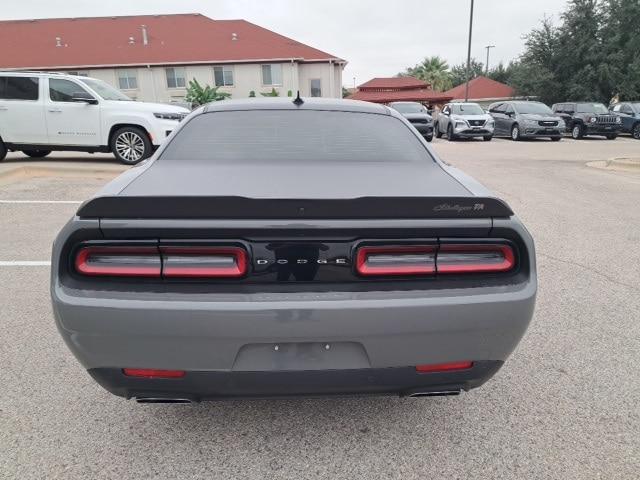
{"left": 55, "top": 36, "right": 62, "bottom": 47}
{"left": 128, "top": 36, "right": 135, "bottom": 45}
{"left": 141, "top": 25, "right": 149, "bottom": 45}
{"left": 231, "top": 32, "right": 238, "bottom": 41}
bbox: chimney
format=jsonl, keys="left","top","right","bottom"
{"left": 141, "top": 25, "right": 148, "bottom": 45}
{"left": 55, "top": 36, "right": 62, "bottom": 47}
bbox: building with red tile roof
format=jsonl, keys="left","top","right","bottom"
{"left": 0, "top": 14, "right": 346, "bottom": 102}
{"left": 443, "top": 76, "right": 515, "bottom": 104}
{"left": 348, "top": 77, "right": 453, "bottom": 106}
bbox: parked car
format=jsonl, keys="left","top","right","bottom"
{"left": 610, "top": 102, "right": 640, "bottom": 139}
{"left": 389, "top": 101, "right": 434, "bottom": 141}
{"left": 488, "top": 101, "right": 564, "bottom": 141}
{"left": 435, "top": 102, "right": 494, "bottom": 141}
{"left": 0, "top": 71, "right": 189, "bottom": 164}
{"left": 51, "top": 98, "right": 536, "bottom": 403}
{"left": 551, "top": 102, "right": 621, "bottom": 139}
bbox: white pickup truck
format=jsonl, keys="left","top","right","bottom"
{"left": 0, "top": 71, "right": 189, "bottom": 164}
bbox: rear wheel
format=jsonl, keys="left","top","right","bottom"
{"left": 22, "top": 150, "right": 52, "bottom": 158}
{"left": 435, "top": 122, "right": 443, "bottom": 138}
{"left": 571, "top": 124, "right": 584, "bottom": 139}
{"left": 510, "top": 124, "right": 521, "bottom": 141}
{"left": 447, "top": 124, "right": 456, "bottom": 141}
{"left": 0, "top": 140, "right": 6, "bottom": 161}
{"left": 632, "top": 123, "right": 640, "bottom": 139}
{"left": 483, "top": 135, "right": 493, "bottom": 141}
{"left": 110, "top": 126, "right": 152, "bottom": 165}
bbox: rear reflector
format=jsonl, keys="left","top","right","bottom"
{"left": 75, "top": 246, "right": 161, "bottom": 277}
{"left": 161, "top": 246, "right": 248, "bottom": 278}
{"left": 415, "top": 361, "right": 473, "bottom": 373}
{"left": 123, "top": 368, "right": 186, "bottom": 379}
{"left": 355, "top": 245, "right": 436, "bottom": 276}
{"left": 437, "top": 244, "right": 515, "bottom": 274}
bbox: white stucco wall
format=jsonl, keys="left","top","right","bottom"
{"left": 74, "top": 61, "right": 343, "bottom": 104}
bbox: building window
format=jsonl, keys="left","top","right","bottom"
{"left": 261, "top": 64, "right": 282, "bottom": 86}
{"left": 310, "top": 79, "right": 322, "bottom": 97}
{"left": 214, "top": 66, "right": 234, "bottom": 87}
{"left": 117, "top": 69, "right": 138, "bottom": 90}
{"left": 166, "top": 67, "right": 186, "bottom": 88}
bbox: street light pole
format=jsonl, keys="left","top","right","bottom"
{"left": 485, "top": 45, "right": 495, "bottom": 75}
{"left": 464, "top": 0, "right": 475, "bottom": 102}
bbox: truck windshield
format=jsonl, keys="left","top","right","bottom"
{"left": 78, "top": 78, "right": 132, "bottom": 101}
{"left": 160, "top": 110, "right": 430, "bottom": 164}
{"left": 576, "top": 103, "right": 608, "bottom": 114}
{"left": 451, "top": 104, "right": 484, "bottom": 115}
{"left": 514, "top": 103, "right": 553, "bottom": 115}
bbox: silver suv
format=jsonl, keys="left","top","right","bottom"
{"left": 489, "top": 101, "right": 564, "bottom": 141}
{"left": 435, "top": 102, "right": 494, "bottom": 141}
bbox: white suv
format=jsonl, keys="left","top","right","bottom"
{"left": 0, "top": 71, "right": 190, "bottom": 164}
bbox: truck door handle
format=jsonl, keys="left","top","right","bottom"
{"left": 48, "top": 108, "right": 62, "bottom": 113}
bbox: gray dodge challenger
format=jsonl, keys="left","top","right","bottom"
{"left": 51, "top": 98, "right": 536, "bottom": 403}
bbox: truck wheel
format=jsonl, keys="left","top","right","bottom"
{"left": 435, "top": 122, "right": 443, "bottom": 138}
{"left": 447, "top": 124, "right": 456, "bottom": 141}
{"left": 110, "top": 126, "right": 152, "bottom": 165}
{"left": 633, "top": 123, "right": 640, "bottom": 140}
{"left": 0, "top": 140, "right": 6, "bottom": 162}
{"left": 605, "top": 134, "right": 617, "bottom": 140}
{"left": 510, "top": 124, "right": 521, "bottom": 141}
{"left": 571, "top": 124, "right": 584, "bottom": 139}
{"left": 22, "top": 150, "right": 52, "bottom": 158}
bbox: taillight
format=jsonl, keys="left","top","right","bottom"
{"left": 355, "top": 242, "right": 515, "bottom": 276}
{"left": 161, "top": 246, "right": 248, "bottom": 278}
{"left": 437, "top": 244, "right": 515, "bottom": 274}
{"left": 123, "top": 368, "right": 185, "bottom": 378}
{"left": 415, "top": 361, "right": 473, "bottom": 373}
{"left": 75, "top": 246, "right": 161, "bottom": 277}
{"left": 355, "top": 245, "right": 436, "bottom": 276}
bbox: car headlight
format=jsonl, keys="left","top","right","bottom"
{"left": 455, "top": 121, "right": 467, "bottom": 128}
{"left": 616, "top": 116, "right": 621, "bottom": 123}
{"left": 486, "top": 120, "right": 495, "bottom": 127}
{"left": 589, "top": 116, "right": 597, "bottom": 123}
{"left": 154, "top": 112, "right": 187, "bottom": 121}
{"left": 524, "top": 119, "right": 538, "bottom": 127}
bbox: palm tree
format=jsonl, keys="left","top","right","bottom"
{"left": 402, "top": 56, "right": 453, "bottom": 92}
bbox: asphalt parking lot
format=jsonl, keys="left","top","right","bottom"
{"left": 1, "top": 137, "right": 639, "bottom": 479}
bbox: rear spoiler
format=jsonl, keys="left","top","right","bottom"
{"left": 77, "top": 196, "right": 513, "bottom": 219}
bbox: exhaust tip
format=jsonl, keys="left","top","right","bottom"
{"left": 135, "top": 397, "right": 193, "bottom": 404}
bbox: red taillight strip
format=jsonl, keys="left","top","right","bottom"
{"left": 123, "top": 368, "right": 185, "bottom": 379}
{"left": 355, "top": 245, "right": 437, "bottom": 276}
{"left": 160, "top": 246, "right": 248, "bottom": 278}
{"left": 436, "top": 244, "right": 515, "bottom": 274}
{"left": 415, "top": 361, "right": 473, "bottom": 373}
{"left": 74, "top": 246, "right": 161, "bottom": 277}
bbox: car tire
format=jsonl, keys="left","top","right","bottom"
{"left": 571, "top": 124, "right": 584, "bottom": 139}
{"left": 424, "top": 134, "right": 433, "bottom": 142}
{"left": 435, "top": 123, "right": 443, "bottom": 138}
{"left": 0, "top": 139, "right": 6, "bottom": 162}
{"left": 551, "top": 136, "right": 562, "bottom": 142}
{"left": 110, "top": 126, "right": 152, "bottom": 165}
{"left": 483, "top": 135, "right": 493, "bottom": 141}
{"left": 605, "top": 134, "right": 617, "bottom": 140}
{"left": 22, "top": 150, "right": 52, "bottom": 158}
{"left": 447, "top": 124, "right": 456, "bottom": 141}
{"left": 510, "top": 124, "right": 521, "bottom": 141}
{"left": 632, "top": 123, "right": 640, "bottom": 140}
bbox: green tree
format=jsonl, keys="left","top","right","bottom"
{"left": 450, "top": 58, "right": 484, "bottom": 87}
{"left": 401, "top": 55, "right": 453, "bottom": 91}
{"left": 184, "top": 78, "right": 230, "bottom": 107}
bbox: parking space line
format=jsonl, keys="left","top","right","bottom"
{"left": 0, "top": 200, "right": 82, "bottom": 204}
{"left": 0, "top": 261, "right": 51, "bottom": 266}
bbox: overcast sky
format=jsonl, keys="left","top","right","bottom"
{"left": 2, "top": 0, "right": 569, "bottom": 87}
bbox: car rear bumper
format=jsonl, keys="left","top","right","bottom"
{"left": 412, "top": 124, "right": 433, "bottom": 135}
{"left": 89, "top": 361, "right": 503, "bottom": 400}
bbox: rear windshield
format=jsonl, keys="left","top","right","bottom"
{"left": 514, "top": 102, "right": 553, "bottom": 115}
{"left": 160, "top": 110, "right": 431, "bottom": 163}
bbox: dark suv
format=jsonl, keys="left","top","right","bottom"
{"left": 552, "top": 102, "right": 622, "bottom": 139}
{"left": 610, "top": 102, "right": 640, "bottom": 139}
